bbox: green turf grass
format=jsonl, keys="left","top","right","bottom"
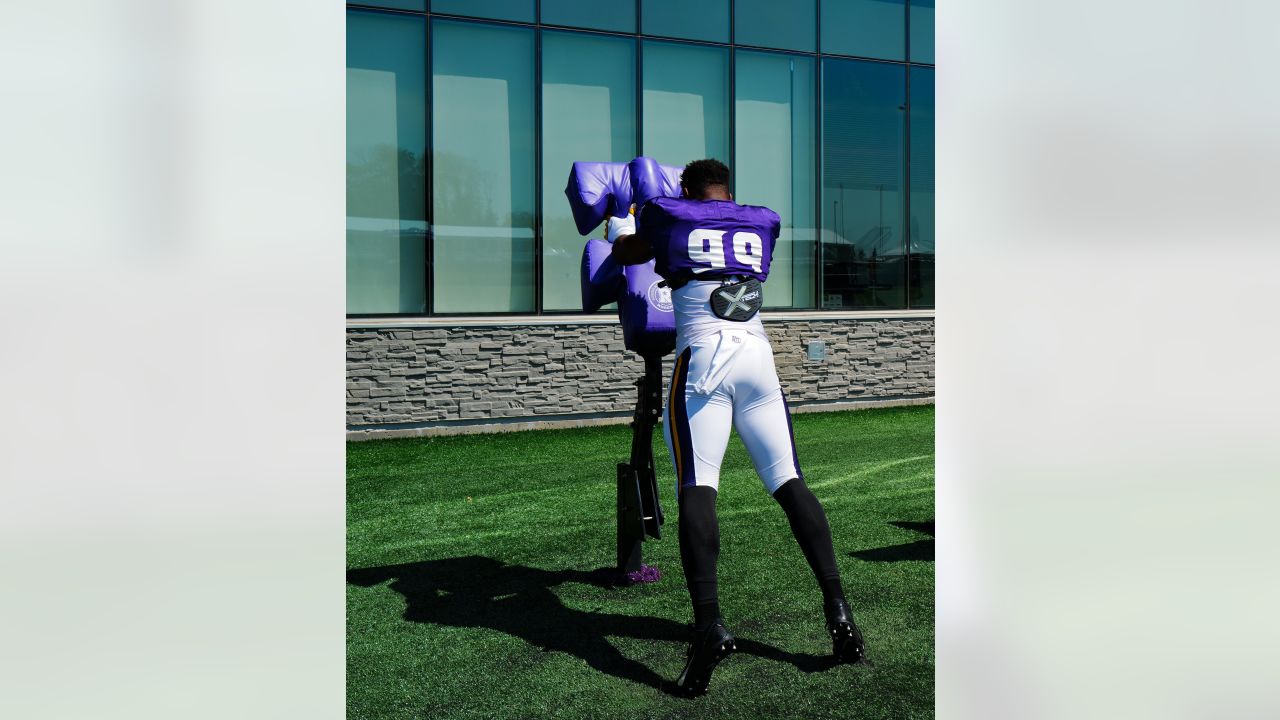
{"left": 348, "top": 405, "right": 934, "bottom": 720}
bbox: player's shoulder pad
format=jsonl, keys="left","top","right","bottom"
{"left": 645, "top": 196, "right": 736, "bottom": 222}
{"left": 643, "top": 196, "right": 685, "bottom": 215}
{"left": 637, "top": 196, "right": 684, "bottom": 227}
{"left": 732, "top": 203, "right": 781, "bottom": 227}
{"left": 740, "top": 204, "right": 782, "bottom": 242}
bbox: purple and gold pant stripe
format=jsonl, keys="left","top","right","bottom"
{"left": 668, "top": 347, "right": 696, "bottom": 489}
{"left": 780, "top": 390, "right": 804, "bottom": 481}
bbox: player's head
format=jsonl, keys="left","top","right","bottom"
{"left": 680, "top": 159, "right": 732, "bottom": 201}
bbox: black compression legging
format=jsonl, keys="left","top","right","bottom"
{"left": 678, "top": 478, "right": 844, "bottom": 628}
{"left": 773, "top": 477, "right": 845, "bottom": 604}
{"left": 678, "top": 485, "right": 722, "bottom": 629}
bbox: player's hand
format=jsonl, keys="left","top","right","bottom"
{"left": 606, "top": 204, "right": 636, "bottom": 244}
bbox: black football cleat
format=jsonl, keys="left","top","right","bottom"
{"left": 824, "top": 598, "right": 866, "bottom": 664}
{"left": 674, "top": 619, "right": 737, "bottom": 697}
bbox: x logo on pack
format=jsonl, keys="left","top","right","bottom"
{"left": 718, "top": 286, "right": 753, "bottom": 315}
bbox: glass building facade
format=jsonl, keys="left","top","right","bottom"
{"left": 347, "top": 0, "right": 934, "bottom": 316}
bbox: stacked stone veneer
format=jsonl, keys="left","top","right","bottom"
{"left": 347, "top": 317, "right": 933, "bottom": 434}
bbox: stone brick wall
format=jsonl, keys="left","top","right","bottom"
{"left": 347, "top": 316, "right": 933, "bottom": 435}
{"left": 767, "top": 319, "right": 935, "bottom": 403}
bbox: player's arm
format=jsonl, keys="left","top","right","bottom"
{"left": 611, "top": 231, "right": 653, "bottom": 265}
{"left": 606, "top": 208, "right": 654, "bottom": 265}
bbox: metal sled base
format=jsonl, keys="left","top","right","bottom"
{"left": 616, "top": 354, "right": 667, "bottom": 578}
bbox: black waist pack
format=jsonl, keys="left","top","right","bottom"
{"left": 710, "top": 278, "right": 763, "bottom": 322}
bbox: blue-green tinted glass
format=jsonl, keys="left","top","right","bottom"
{"left": 735, "top": 51, "right": 815, "bottom": 309}
{"left": 347, "top": 11, "right": 427, "bottom": 315}
{"left": 821, "top": 58, "right": 906, "bottom": 309}
{"left": 358, "top": 0, "right": 425, "bottom": 11}
{"left": 542, "top": 0, "right": 636, "bottom": 33}
{"left": 910, "top": 0, "right": 934, "bottom": 63}
{"left": 431, "top": 0, "right": 534, "bottom": 23}
{"left": 735, "top": 0, "right": 815, "bottom": 52}
{"left": 822, "top": 0, "right": 905, "bottom": 60}
{"left": 542, "top": 32, "right": 636, "bottom": 311}
{"left": 642, "top": 0, "right": 728, "bottom": 42}
{"left": 909, "top": 66, "right": 934, "bottom": 308}
{"left": 431, "top": 20, "right": 536, "bottom": 313}
{"left": 642, "top": 41, "right": 728, "bottom": 168}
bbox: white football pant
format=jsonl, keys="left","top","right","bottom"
{"left": 663, "top": 327, "right": 803, "bottom": 496}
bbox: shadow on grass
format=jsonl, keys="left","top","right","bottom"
{"left": 348, "top": 556, "right": 832, "bottom": 693}
{"left": 851, "top": 520, "right": 934, "bottom": 562}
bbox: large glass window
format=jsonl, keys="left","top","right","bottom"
{"left": 735, "top": 51, "right": 815, "bottom": 309}
{"left": 909, "top": 66, "right": 934, "bottom": 308}
{"left": 734, "top": 0, "right": 815, "bottom": 53}
{"left": 347, "top": 11, "right": 428, "bottom": 315}
{"left": 641, "top": 41, "right": 729, "bottom": 169}
{"left": 641, "top": 0, "right": 728, "bottom": 43}
{"left": 542, "top": 0, "right": 636, "bottom": 33}
{"left": 910, "top": 0, "right": 935, "bottom": 64}
{"left": 821, "top": 59, "right": 906, "bottom": 309}
{"left": 431, "top": 20, "right": 536, "bottom": 313}
{"left": 345, "top": 3, "right": 935, "bottom": 317}
{"left": 821, "top": 0, "right": 905, "bottom": 60}
{"left": 430, "top": 0, "right": 534, "bottom": 23}
{"left": 541, "top": 32, "right": 636, "bottom": 311}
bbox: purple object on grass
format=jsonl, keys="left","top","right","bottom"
{"left": 624, "top": 564, "right": 662, "bottom": 585}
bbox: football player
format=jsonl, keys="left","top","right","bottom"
{"left": 608, "top": 159, "right": 866, "bottom": 696}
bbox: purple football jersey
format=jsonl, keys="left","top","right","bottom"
{"left": 637, "top": 197, "right": 782, "bottom": 284}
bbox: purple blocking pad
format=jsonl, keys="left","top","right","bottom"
{"left": 619, "top": 261, "right": 676, "bottom": 358}
{"left": 581, "top": 239, "right": 623, "bottom": 314}
{"left": 567, "top": 157, "right": 682, "bottom": 358}
{"left": 564, "top": 157, "right": 683, "bottom": 236}
{"left": 626, "top": 156, "right": 683, "bottom": 212}
{"left": 565, "top": 161, "right": 632, "bottom": 237}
